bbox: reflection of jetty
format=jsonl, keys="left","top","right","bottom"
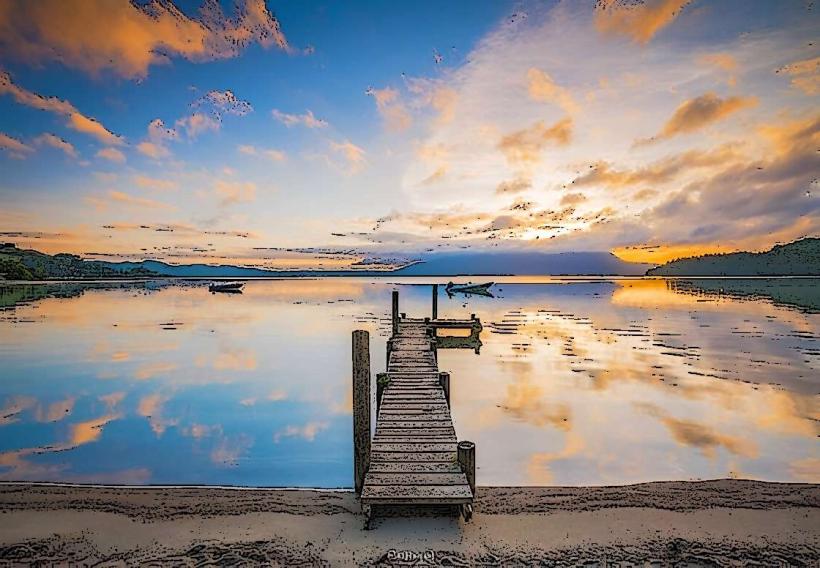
{"left": 352, "top": 290, "right": 482, "bottom": 527}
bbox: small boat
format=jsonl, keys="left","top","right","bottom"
{"left": 208, "top": 281, "right": 244, "bottom": 293}
{"left": 445, "top": 281, "right": 494, "bottom": 297}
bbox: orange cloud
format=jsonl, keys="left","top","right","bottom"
{"left": 638, "top": 92, "right": 756, "bottom": 144}
{"left": 498, "top": 117, "right": 572, "bottom": 165}
{"left": 96, "top": 147, "right": 126, "bottom": 163}
{"left": 271, "top": 109, "right": 328, "bottom": 128}
{"left": 133, "top": 175, "right": 177, "bottom": 191}
{"left": 330, "top": 140, "right": 366, "bottom": 174}
{"left": 368, "top": 86, "right": 412, "bottom": 131}
{"left": 574, "top": 143, "right": 741, "bottom": 189}
{"left": 636, "top": 402, "right": 757, "bottom": 458}
{"left": 0, "top": 132, "right": 34, "bottom": 158}
{"left": 238, "top": 145, "right": 286, "bottom": 162}
{"left": 776, "top": 56, "right": 819, "bottom": 95}
{"left": 594, "top": 0, "right": 691, "bottom": 44}
{"left": 70, "top": 413, "right": 120, "bottom": 445}
{"left": 34, "top": 133, "right": 77, "bottom": 157}
{"left": 274, "top": 421, "right": 329, "bottom": 443}
{"left": 0, "top": 71, "right": 122, "bottom": 144}
{"left": 0, "top": 0, "right": 288, "bottom": 79}
{"left": 215, "top": 180, "right": 256, "bottom": 206}
{"left": 526, "top": 68, "right": 579, "bottom": 114}
{"left": 496, "top": 177, "right": 532, "bottom": 195}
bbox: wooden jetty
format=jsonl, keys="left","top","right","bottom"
{"left": 353, "top": 289, "right": 481, "bottom": 527}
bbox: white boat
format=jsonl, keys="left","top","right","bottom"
{"left": 208, "top": 281, "right": 244, "bottom": 293}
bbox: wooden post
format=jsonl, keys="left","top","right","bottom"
{"left": 376, "top": 372, "right": 388, "bottom": 413}
{"left": 352, "top": 330, "right": 371, "bottom": 496}
{"left": 458, "top": 441, "right": 476, "bottom": 496}
{"left": 432, "top": 284, "right": 438, "bottom": 320}
{"left": 386, "top": 338, "right": 393, "bottom": 367}
{"left": 391, "top": 290, "right": 399, "bottom": 336}
{"left": 439, "top": 371, "right": 450, "bottom": 407}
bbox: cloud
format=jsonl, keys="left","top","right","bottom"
{"left": 89, "top": 190, "right": 174, "bottom": 211}
{"left": 496, "top": 177, "right": 532, "bottom": 195}
{"left": 560, "top": 192, "right": 587, "bottom": 206}
{"left": 572, "top": 143, "right": 742, "bottom": 189}
{"left": 133, "top": 175, "right": 177, "bottom": 191}
{"left": 96, "top": 147, "right": 126, "bottom": 163}
{"left": 330, "top": 140, "right": 366, "bottom": 174}
{"left": 271, "top": 108, "right": 328, "bottom": 128}
{"left": 368, "top": 86, "right": 412, "bottom": 131}
{"left": 34, "top": 133, "right": 77, "bottom": 157}
{"left": 0, "top": 395, "right": 36, "bottom": 425}
{"left": 0, "top": 0, "right": 289, "bottom": 78}
{"left": 637, "top": 92, "right": 757, "bottom": 145}
{"left": 419, "top": 166, "right": 447, "bottom": 186}
{"left": 636, "top": 402, "right": 757, "bottom": 458}
{"left": 35, "top": 397, "right": 75, "bottom": 422}
{"left": 137, "top": 393, "right": 177, "bottom": 436}
{"left": 273, "top": 421, "right": 329, "bottom": 443}
{"left": 175, "top": 112, "right": 220, "bottom": 139}
{"left": 137, "top": 118, "right": 178, "bottom": 158}
{"left": 527, "top": 68, "right": 579, "bottom": 114}
{"left": 70, "top": 413, "right": 121, "bottom": 445}
{"left": 497, "top": 117, "right": 572, "bottom": 165}
{"left": 0, "top": 71, "right": 123, "bottom": 145}
{"left": 238, "top": 144, "right": 286, "bottom": 162}
{"left": 697, "top": 52, "right": 738, "bottom": 86}
{"left": 594, "top": 0, "right": 691, "bottom": 44}
{"left": 215, "top": 180, "right": 256, "bottom": 206}
{"left": 776, "top": 56, "right": 820, "bottom": 95}
{"left": 193, "top": 90, "right": 253, "bottom": 117}
{"left": 0, "top": 132, "right": 34, "bottom": 158}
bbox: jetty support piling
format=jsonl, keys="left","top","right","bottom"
{"left": 432, "top": 284, "right": 438, "bottom": 320}
{"left": 458, "top": 440, "right": 476, "bottom": 496}
{"left": 439, "top": 371, "right": 450, "bottom": 407}
{"left": 352, "top": 330, "right": 371, "bottom": 496}
{"left": 391, "top": 291, "right": 399, "bottom": 336}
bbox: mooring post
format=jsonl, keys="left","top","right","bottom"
{"left": 458, "top": 441, "right": 476, "bottom": 496}
{"left": 439, "top": 371, "right": 450, "bottom": 407}
{"left": 352, "top": 330, "right": 371, "bottom": 496}
{"left": 376, "top": 372, "right": 388, "bottom": 413}
{"left": 391, "top": 290, "right": 399, "bottom": 336}
{"left": 432, "top": 284, "right": 438, "bottom": 320}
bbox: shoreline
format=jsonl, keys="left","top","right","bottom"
{"left": 1, "top": 479, "right": 817, "bottom": 565}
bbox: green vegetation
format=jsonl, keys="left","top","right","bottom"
{"left": 0, "top": 244, "right": 158, "bottom": 280}
{"left": 647, "top": 238, "right": 820, "bottom": 276}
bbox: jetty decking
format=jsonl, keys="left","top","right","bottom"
{"left": 355, "top": 290, "right": 480, "bottom": 525}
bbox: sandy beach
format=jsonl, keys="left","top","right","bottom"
{"left": 0, "top": 480, "right": 817, "bottom": 566}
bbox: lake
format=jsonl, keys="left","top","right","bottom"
{"left": 0, "top": 278, "right": 817, "bottom": 487}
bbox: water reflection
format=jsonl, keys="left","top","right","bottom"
{"left": 0, "top": 277, "right": 817, "bottom": 486}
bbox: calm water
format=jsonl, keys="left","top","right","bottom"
{"left": 0, "top": 278, "right": 817, "bottom": 487}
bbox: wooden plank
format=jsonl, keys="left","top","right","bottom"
{"left": 376, "top": 428, "right": 455, "bottom": 436}
{"left": 364, "top": 473, "right": 468, "bottom": 486}
{"left": 376, "top": 420, "right": 454, "bottom": 428}
{"left": 371, "top": 451, "right": 456, "bottom": 462}
{"left": 371, "top": 443, "right": 455, "bottom": 453}
{"left": 361, "top": 485, "right": 472, "bottom": 503}
{"left": 368, "top": 462, "right": 463, "bottom": 473}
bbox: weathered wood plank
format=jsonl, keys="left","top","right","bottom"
{"left": 368, "top": 462, "right": 463, "bottom": 473}
{"left": 376, "top": 420, "right": 454, "bottom": 428}
{"left": 370, "top": 451, "right": 456, "bottom": 462}
{"left": 361, "top": 485, "right": 472, "bottom": 501}
{"left": 363, "top": 473, "right": 468, "bottom": 486}
{"left": 371, "top": 443, "right": 455, "bottom": 453}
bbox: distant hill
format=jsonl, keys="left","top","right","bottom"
{"left": 647, "top": 238, "right": 820, "bottom": 276}
{"left": 0, "top": 244, "right": 158, "bottom": 280}
{"left": 103, "top": 259, "right": 281, "bottom": 277}
{"left": 393, "top": 251, "right": 653, "bottom": 276}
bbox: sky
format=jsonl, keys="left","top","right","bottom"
{"left": 0, "top": 0, "right": 817, "bottom": 269}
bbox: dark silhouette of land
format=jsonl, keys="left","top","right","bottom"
{"left": 648, "top": 238, "right": 820, "bottom": 276}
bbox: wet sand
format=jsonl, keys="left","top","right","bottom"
{"left": 0, "top": 480, "right": 817, "bottom": 565}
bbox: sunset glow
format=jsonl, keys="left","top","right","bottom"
{"left": 0, "top": 0, "right": 817, "bottom": 268}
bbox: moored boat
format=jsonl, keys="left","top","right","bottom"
{"left": 208, "top": 281, "right": 244, "bottom": 293}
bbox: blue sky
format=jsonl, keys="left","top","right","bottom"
{"left": 0, "top": 0, "right": 817, "bottom": 267}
